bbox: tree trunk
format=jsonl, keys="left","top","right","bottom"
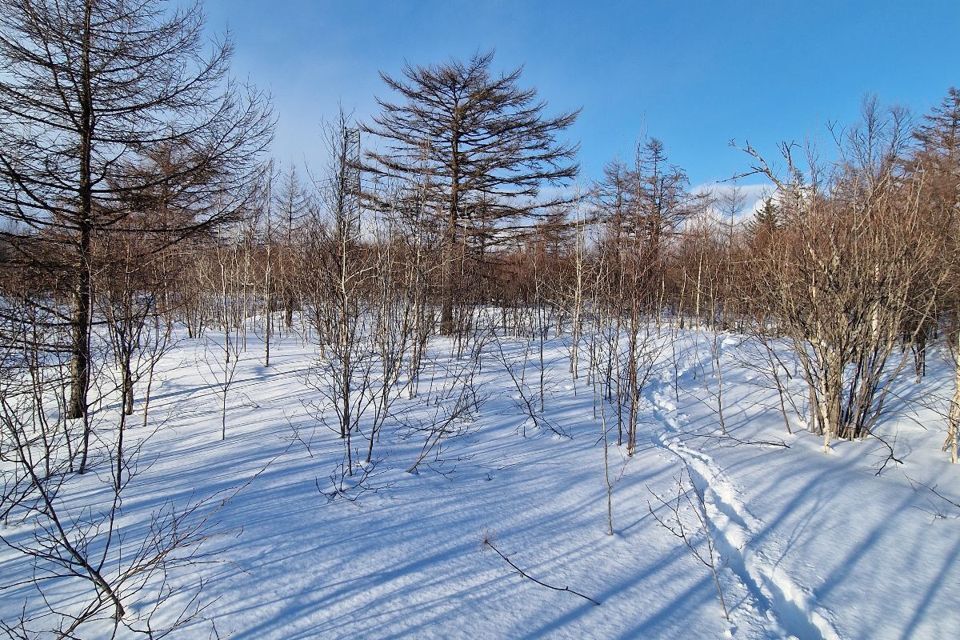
{"left": 68, "top": 2, "right": 95, "bottom": 477}
{"left": 441, "top": 123, "right": 461, "bottom": 336}
{"left": 67, "top": 263, "right": 92, "bottom": 421}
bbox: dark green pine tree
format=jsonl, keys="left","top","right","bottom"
{"left": 748, "top": 197, "right": 780, "bottom": 238}
{"left": 911, "top": 88, "right": 960, "bottom": 217}
{"left": 914, "top": 87, "right": 960, "bottom": 159}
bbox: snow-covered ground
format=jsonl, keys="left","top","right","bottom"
{"left": 3, "top": 321, "right": 959, "bottom": 639}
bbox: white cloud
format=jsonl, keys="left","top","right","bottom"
{"left": 692, "top": 182, "right": 774, "bottom": 221}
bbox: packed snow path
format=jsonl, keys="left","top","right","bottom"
{"left": 650, "top": 379, "right": 839, "bottom": 640}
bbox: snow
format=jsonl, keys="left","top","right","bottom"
{"left": 2, "top": 322, "right": 959, "bottom": 639}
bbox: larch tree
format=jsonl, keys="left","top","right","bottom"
{"left": 363, "top": 51, "right": 579, "bottom": 334}
{"left": 0, "top": 0, "right": 273, "bottom": 446}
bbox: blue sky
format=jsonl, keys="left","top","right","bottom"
{"left": 202, "top": 0, "right": 960, "bottom": 192}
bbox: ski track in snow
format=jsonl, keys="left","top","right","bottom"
{"left": 648, "top": 357, "right": 840, "bottom": 640}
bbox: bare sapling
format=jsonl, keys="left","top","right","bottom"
{"left": 406, "top": 326, "right": 489, "bottom": 474}
{"left": 364, "top": 215, "right": 416, "bottom": 464}
{"left": 303, "top": 115, "right": 376, "bottom": 477}
{"left": 599, "top": 392, "right": 615, "bottom": 535}
{"left": 203, "top": 230, "right": 244, "bottom": 441}
{"left": 648, "top": 470, "right": 730, "bottom": 621}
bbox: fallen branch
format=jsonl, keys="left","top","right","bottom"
{"left": 482, "top": 538, "right": 600, "bottom": 606}
{"left": 686, "top": 431, "right": 791, "bottom": 449}
{"left": 905, "top": 473, "right": 960, "bottom": 521}
{"left": 868, "top": 430, "right": 904, "bottom": 476}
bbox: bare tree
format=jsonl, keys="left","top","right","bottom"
{"left": 742, "top": 100, "right": 945, "bottom": 451}
{"left": 274, "top": 165, "right": 313, "bottom": 331}
{"left": 0, "top": 0, "right": 272, "bottom": 437}
{"left": 592, "top": 139, "right": 703, "bottom": 452}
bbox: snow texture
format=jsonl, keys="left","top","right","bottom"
{"left": 2, "top": 322, "right": 958, "bottom": 639}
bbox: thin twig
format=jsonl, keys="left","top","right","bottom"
{"left": 483, "top": 539, "right": 601, "bottom": 606}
